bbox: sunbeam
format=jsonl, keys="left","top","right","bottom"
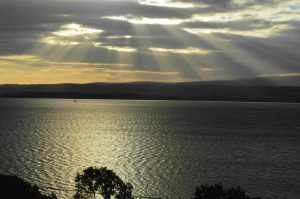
{"left": 1, "top": 0, "right": 299, "bottom": 83}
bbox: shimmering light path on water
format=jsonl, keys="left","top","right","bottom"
{"left": 0, "top": 99, "right": 299, "bottom": 199}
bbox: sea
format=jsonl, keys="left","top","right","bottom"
{"left": 0, "top": 98, "right": 299, "bottom": 199}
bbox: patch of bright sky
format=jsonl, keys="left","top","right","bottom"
{"left": 53, "top": 23, "right": 103, "bottom": 37}
{"left": 102, "top": 15, "right": 187, "bottom": 25}
{"left": 40, "top": 37, "right": 80, "bottom": 45}
{"left": 40, "top": 23, "right": 103, "bottom": 46}
{"left": 184, "top": 24, "right": 291, "bottom": 38}
{"left": 98, "top": 45, "right": 137, "bottom": 52}
{"left": 138, "top": 0, "right": 196, "bottom": 8}
{"left": 149, "top": 47, "right": 213, "bottom": 54}
{"left": 0, "top": 55, "right": 132, "bottom": 68}
{"left": 105, "top": 35, "right": 133, "bottom": 39}
{"left": 0, "top": 55, "right": 40, "bottom": 62}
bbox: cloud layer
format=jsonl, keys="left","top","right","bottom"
{"left": 0, "top": 0, "right": 299, "bottom": 83}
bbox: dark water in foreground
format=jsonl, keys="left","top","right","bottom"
{"left": 0, "top": 98, "right": 299, "bottom": 199}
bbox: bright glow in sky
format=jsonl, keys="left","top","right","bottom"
{"left": 138, "top": 0, "right": 196, "bottom": 8}
{"left": 149, "top": 47, "right": 213, "bottom": 54}
{"left": 53, "top": 24, "right": 103, "bottom": 37}
{"left": 102, "top": 16, "right": 186, "bottom": 25}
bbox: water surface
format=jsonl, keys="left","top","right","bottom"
{"left": 0, "top": 98, "right": 299, "bottom": 199}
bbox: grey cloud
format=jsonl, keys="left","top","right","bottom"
{"left": 1, "top": 0, "right": 299, "bottom": 80}
{"left": 182, "top": 19, "right": 274, "bottom": 31}
{"left": 230, "top": 24, "right": 300, "bottom": 71}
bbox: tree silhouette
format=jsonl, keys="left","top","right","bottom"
{"left": 74, "top": 166, "right": 133, "bottom": 199}
{"left": 192, "top": 183, "right": 261, "bottom": 199}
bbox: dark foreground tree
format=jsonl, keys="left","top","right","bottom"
{"left": 192, "top": 183, "right": 261, "bottom": 199}
{"left": 74, "top": 166, "right": 133, "bottom": 199}
{"left": 0, "top": 174, "right": 57, "bottom": 199}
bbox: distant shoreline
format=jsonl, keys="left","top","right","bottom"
{"left": 1, "top": 95, "right": 300, "bottom": 104}
{"left": 1, "top": 76, "right": 300, "bottom": 103}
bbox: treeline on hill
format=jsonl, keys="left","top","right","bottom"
{"left": 1, "top": 81, "right": 300, "bottom": 102}
{"left": 0, "top": 166, "right": 263, "bottom": 199}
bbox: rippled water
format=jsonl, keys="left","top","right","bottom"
{"left": 0, "top": 98, "right": 300, "bottom": 199}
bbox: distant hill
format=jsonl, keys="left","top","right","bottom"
{"left": 1, "top": 76, "right": 300, "bottom": 102}
{"left": 204, "top": 76, "right": 300, "bottom": 86}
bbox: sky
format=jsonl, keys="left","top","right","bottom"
{"left": 0, "top": 0, "right": 299, "bottom": 84}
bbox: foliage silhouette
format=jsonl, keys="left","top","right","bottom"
{"left": 192, "top": 183, "right": 261, "bottom": 199}
{"left": 74, "top": 166, "right": 133, "bottom": 199}
{"left": 1, "top": 169, "right": 267, "bottom": 199}
{"left": 0, "top": 174, "right": 57, "bottom": 199}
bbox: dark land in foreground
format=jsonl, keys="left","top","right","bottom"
{"left": 0, "top": 166, "right": 262, "bottom": 199}
{"left": 1, "top": 76, "right": 300, "bottom": 102}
